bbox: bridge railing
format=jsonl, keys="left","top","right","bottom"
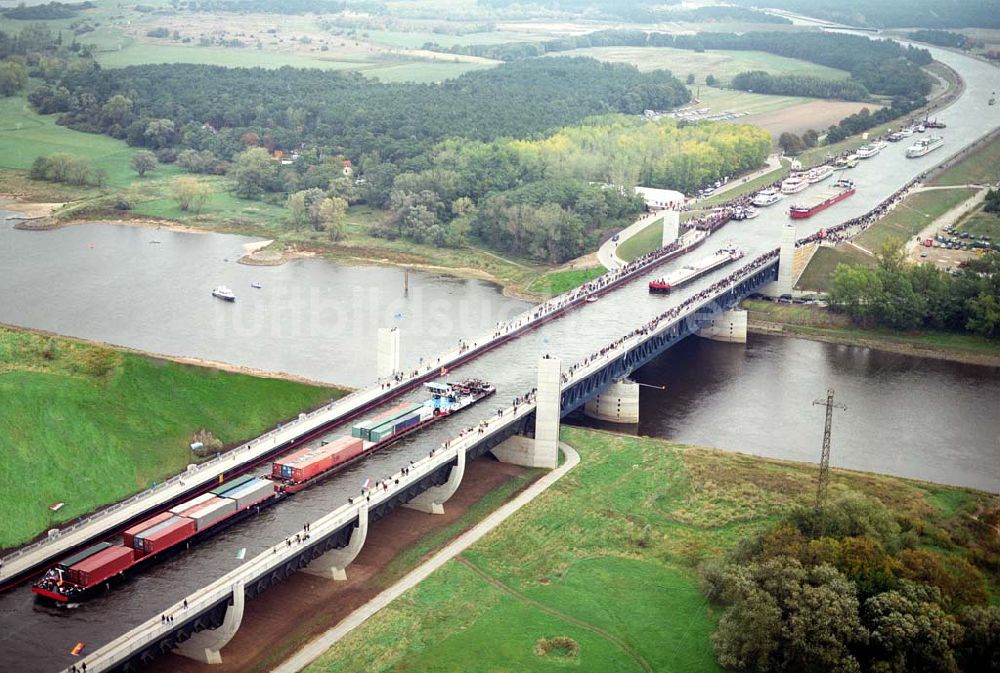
{"left": 64, "top": 391, "right": 540, "bottom": 673}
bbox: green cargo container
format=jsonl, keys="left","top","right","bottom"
{"left": 350, "top": 420, "right": 375, "bottom": 439}
{"left": 356, "top": 403, "right": 422, "bottom": 441}
{"left": 210, "top": 473, "right": 256, "bottom": 496}
{"left": 57, "top": 542, "right": 112, "bottom": 571}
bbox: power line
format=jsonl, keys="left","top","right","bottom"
{"left": 812, "top": 388, "right": 847, "bottom": 526}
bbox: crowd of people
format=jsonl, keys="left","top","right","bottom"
{"left": 795, "top": 171, "right": 929, "bottom": 246}
{"left": 560, "top": 248, "right": 780, "bottom": 384}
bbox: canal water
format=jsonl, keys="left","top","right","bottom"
{"left": 578, "top": 334, "right": 999, "bottom": 494}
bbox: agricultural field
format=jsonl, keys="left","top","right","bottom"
{"left": 553, "top": 46, "right": 851, "bottom": 84}
{"left": 0, "top": 325, "right": 340, "bottom": 549}
{"left": 301, "top": 426, "right": 995, "bottom": 673}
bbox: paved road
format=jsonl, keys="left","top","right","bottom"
{"left": 271, "top": 442, "right": 581, "bottom": 673}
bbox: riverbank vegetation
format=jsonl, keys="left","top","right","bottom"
{"left": 829, "top": 245, "right": 1000, "bottom": 338}
{"left": 742, "top": 299, "right": 1000, "bottom": 364}
{"left": 301, "top": 427, "right": 999, "bottom": 673}
{"left": 0, "top": 325, "right": 341, "bottom": 550}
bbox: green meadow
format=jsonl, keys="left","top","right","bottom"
{"left": 302, "top": 426, "right": 992, "bottom": 673}
{"left": 0, "top": 326, "right": 341, "bottom": 550}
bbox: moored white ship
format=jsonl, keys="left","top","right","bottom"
{"left": 806, "top": 165, "right": 834, "bottom": 183}
{"left": 752, "top": 188, "right": 782, "bottom": 207}
{"left": 905, "top": 135, "right": 944, "bottom": 158}
{"left": 780, "top": 174, "right": 809, "bottom": 194}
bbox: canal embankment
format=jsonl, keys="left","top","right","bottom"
{"left": 741, "top": 299, "right": 1000, "bottom": 366}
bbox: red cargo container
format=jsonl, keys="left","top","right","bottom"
{"left": 139, "top": 518, "right": 197, "bottom": 555}
{"left": 67, "top": 546, "right": 135, "bottom": 587}
{"left": 122, "top": 511, "right": 173, "bottom": 549}
{"left": 328, "top": 437, "right": 364, "bottom": 467}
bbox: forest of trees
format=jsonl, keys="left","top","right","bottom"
{"left": 426, "top": 30, "right": 932, "bottom": 99}
{"left": 367, "top": 116, "right": 769, "bottom": 261}
{"left": 1, "top": 1, "right": 93, "bottom": 21}
{"left": 731, "top": 71, "right": 870, "bottom": 100}
{"left": 703, "top": 492, "right": 1000, "bottom": 672}
{"left": 907, "top": 29, "right": 977, "bottom": 49}
{"left": 732, "top": 0, "right": 1000, "bottom": 29}
{"left": 829, "top": 244, "right": 1000, "bottom": 338}
{"left": 32, "top": 58, "right": 689, "bottom": 167}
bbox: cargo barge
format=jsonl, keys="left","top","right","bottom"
{"left": 32, "top": 476, "right": 279, "bottom": 604}
{"left": 270, "top": 379, "right": 495, "bottom": 494}
{"left": 649, "top": 246, "right": 744, "bottom": 294}
{"left": 905, "top": 136, "right": 944, "bottom": 158}
{"left": 788, "top": 178, "right": 855, "bottom": 219}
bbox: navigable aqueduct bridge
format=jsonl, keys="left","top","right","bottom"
{"left": 4, "top": 211, "right": 802, "bottom": 673}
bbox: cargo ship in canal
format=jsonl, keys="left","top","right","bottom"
{"left": 32, "top": 378, "right": 494, "bottom": 604}
{"left": 32, "top": 475, "right": 278, "bottom": 604}
{"left": 649, "top": 246, "right": 744, "bottom": 294}
{"left": 788, "top": 178, "right": 855, "bottom": 219}
{"left": 270, "top": 379, "right": 495, "bottom": 494}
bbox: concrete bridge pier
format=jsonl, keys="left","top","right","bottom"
{"left": 493, "top": 356, "right": 561, "bottom": 469}
{"left": 301, "top": 503, "right": 369, "bottom": 581}
{"left": 377, "top": 327, "right": 400, "bottom": 380}
{"left": 175, "top": 580, "right": 245, "bottom": 665}
{"left": 761, "top": 222, "right": 797, "bottom": 298}
{"left": 662, "top": 210, "right": 680, "bottom": 246}
{"left": 584, "top": 378, "right": 640, "bottom": 423}
{"left": 698, "top": 308, "right": 748, "bottom": 344}
{"left": 404, "top": 448, "right": 466, "bottom": 515}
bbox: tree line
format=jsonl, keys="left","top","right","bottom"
{"left": 823, "top": 95, "right": 927, "bottom": 144}
{"left": 829, "top": 244, "right": 1000, "bottom": 339}
{"left": 703, "top": 491, "right": 1000, "bottom": 672}
{"left": 731, "top": 71, "right": 870, "bottom": 101}
{"left": 425, "top": 29, "right": 932, "bottom": 99}
{"left": 1, "top": 1, "right": 93, "bottom": 21}
{"left": 907, "top": 30, "right": 978, "bottom": 50}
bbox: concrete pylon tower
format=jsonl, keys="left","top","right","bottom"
{"left": 492, "top": 355, "right": 561, "bottom": 469}
{"left": 763, "top": 222, "right": 797, "bottom": 297}
{"left": 376, "top": 327, "right": 400, "bottom": 380}
{"left": 662, "top": 210, "right": 680, "bottom": 247}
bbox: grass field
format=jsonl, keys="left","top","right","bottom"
{"left": 302, "top": 426, "right": 995, "bottom": 673}
{"left": 526, "top": 266, "right": 604, "bottom": 295}
{"left": 555, "top": 46, "right": 850, "bottom": 84}
{"left": 94, "top": 43, "right": 371, "bottom": 70}
{"left": 796, "top": 245, "right": 875, "bottom": 293}
{"left": 686, "top": 87, "right": 811, "bottom": 115}
{"left": 0, "top": 326, "right": 341, "bottom": 549}
{"left": 855, "top": 188, "right": 977, "bottom": 251}
{"left": 929, "top": 135, "right": 1000, "bottom": 186}
{"left": 615, "top": 219, "right": 664, "bottom": 261}
{"left": 957, "top": 208, "right": 1000, "bottom": 240}
{"left": 698, "top": 162, "right": 789, "bottom": 208}
{"left": 0, "top": 96, "right": 165, "bottom": 191}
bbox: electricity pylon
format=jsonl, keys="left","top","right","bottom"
{"left": 812, "top": 388, "right": 846, "bottom": 519}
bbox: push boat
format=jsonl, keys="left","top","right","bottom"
{"left": 805, "top": 165, "right": 834, "bottom": 183}
{"left": 780, "top": 175, "right": 809, "bottom": 194}
{"left": 788, "top": 178, "right": 855, "bottom": 219}
{"left": 32, "top": 475, "right": 281, "bottom": 603}
{"left": 905, "top": 136, "right": 944, "bottom": 158}
{"left": 269, "top": 379, "right": 495, "bottom": 495}
{"left": 649, "top": 246, "right": 744, "bottom": 294}
{"left": 212, "top": 285, "right": 236, "bottom": 302}
{"left": 752, "top": 188, "right": 782, "bottom": 207}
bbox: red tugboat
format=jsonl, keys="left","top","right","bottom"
{"left": 32, "top": 475, "right": 280, "bottom": 604}
{"left": 649, "top": 246, "right": 744, "bottom": 294}
{"left": 788, "top": 179, "right": 855, "bottom": 219}
{"left": 269, "top": 379, "right": 495, "bottom": 494}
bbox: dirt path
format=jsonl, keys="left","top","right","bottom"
{"left": 456, "top": 556, "right": 654, "bottom": 673}
{"left": 269, "top": 444, "right": 580, "bottom": 673}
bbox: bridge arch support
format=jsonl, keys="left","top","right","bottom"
{"left": 301, "top": 503, "right": 369, "bottom": 581}
{"left": 175, "top": 580, "right": 245, "bottom": 665}
{"left": 584, "top": 378, "right": 640, "bottom": 423}
{"left": 404, "top": 448, "right": 466, "bottom": 515}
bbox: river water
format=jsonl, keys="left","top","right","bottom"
{"left": 0, "top": 37, "right": 999, "bottom": 673}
